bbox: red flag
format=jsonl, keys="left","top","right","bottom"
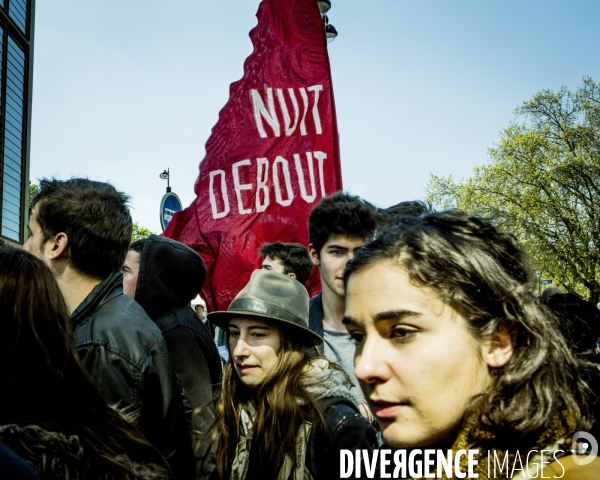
{"left": 164, "top": 0, "right": 342, "bottom": 311}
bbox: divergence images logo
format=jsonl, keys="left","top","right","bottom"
{"left": 572, "top": 431, "right": 598, "bottom": 466}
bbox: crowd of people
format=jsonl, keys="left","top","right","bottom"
{"left": 1, "top": 177, "right": 599, "bottom": 479}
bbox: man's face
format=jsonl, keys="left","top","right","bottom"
{"left": 195, "top": 304, "right": 205, "bottom": 316}
{"left": 23, "top": 207, "right": 53, "bottom": 267}
{"left": 122, "top": 250, "right": 140, "bottom": 298}
{"left": 309, "top": 234, "right": 367, "bottom": 298}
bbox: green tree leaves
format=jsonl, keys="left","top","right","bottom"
{"left": 427, "top": 76, "right": 600, "bottom": 303}
{"left": 132, "top": 222, "right": 154, "bottom": 242}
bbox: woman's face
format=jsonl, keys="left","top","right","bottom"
{"left": 344, "top": 260, "right": 494, "bottom": 449}
{"left": 228, "top": 316, "right": 281, "bottom": 388}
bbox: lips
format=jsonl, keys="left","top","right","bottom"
{"left": 237, "top": 364, "right": 257, "bottom": 373}
{"left": 370, "top": 399, "right": 406, "bottom": 419}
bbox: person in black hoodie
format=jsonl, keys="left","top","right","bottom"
{"left": 123, "top": 235, "right": 222, "bottom": 480}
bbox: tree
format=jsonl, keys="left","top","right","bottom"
{"left": 427, "top": 76, "right": 600, "bottom": 303}
{"left": 132, "top": 222, "right": 154, "bottom": 242}
{"left": 29, "top": 181, "right": 38, "bottom": 210}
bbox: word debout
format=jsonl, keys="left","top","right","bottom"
{"left": 208, "top": 151, "right": 328, "bottom": 219}
{"left": 340, "top": 449, "right": 568, "bottom": 478}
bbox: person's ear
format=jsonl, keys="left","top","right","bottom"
{"left": 49, "top": 232, "right": 69, "bottom": 261}
{"left": 287, "top": 272, "right": 297, "bottom": 280}
{"left": 308, "top": 244, "right": 319, "bottom": 266}
{"left": 483, "top": 322, "right": 514, "bottom": 368}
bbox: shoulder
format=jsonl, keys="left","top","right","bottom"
{"left": 74, "top": 290, "right": 166, "bottom": 361}
{"left": 319, "top": 397, "right": 378, "bottom": 447}
{"left": 546, "top": 455, "right": 600, "bottom": 480}
{"left": 309, "top": 294, "right": 324, "bottom": 336}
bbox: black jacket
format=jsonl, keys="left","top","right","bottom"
{"left": 134, "top": 235, "right": 222, "bottom": 479}
{"left": 71, "top": 272, "right": 194, "bottom": 479}
{"left": 309, "top": 294, "right": 325, "bottom": 352}
{"left": 308, "top": 396, "right": 379, "bottom": 480}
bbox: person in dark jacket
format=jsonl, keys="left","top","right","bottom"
{"left": 23, "top": 178, "right": 194, "bottom": 479}
{"left": 207, "top": 270, "right": 378, "bottom": 480}
{"left": 123, "top": 235, "right": 222, "bottom": 480}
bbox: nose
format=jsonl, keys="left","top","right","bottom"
{"left": 23, "top": 238, "right": 31, "bottom": 252}
{"left": 354, "top": 333, "right": 391, "bottom": 385}
{"left": 232, "top": 336, "right": 250, "bottom": 358}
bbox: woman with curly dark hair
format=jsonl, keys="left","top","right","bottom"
{"left": 0, "top": 247, "right": 170, "bottom": 479}
{"left": 343, "top": 211, "right": 600, "bottom": 479}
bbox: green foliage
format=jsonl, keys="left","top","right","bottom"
{"left": 132, "top": 222, "right": 154, "bottom": 242}
{"left": 29, "top": 181, "right": 38, "bottom": 210}
{"left": 427, "top": 76, "right": 600, "bottom": 303}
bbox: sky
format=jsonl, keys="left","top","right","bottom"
{"left": 30, "top": 0, "right": 600, "bottom": 233}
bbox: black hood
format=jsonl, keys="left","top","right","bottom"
{"left": 135, "top": 235, "right": 206, "bottom": 320}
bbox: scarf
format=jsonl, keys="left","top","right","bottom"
{"left": 230, "top": 359, "right": 351, "bottom": 480}
{"left": 411, "top": 414, "right": 571, "bottom": 480}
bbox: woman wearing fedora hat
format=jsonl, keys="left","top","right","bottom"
{"left": 205, "top": 269, "right": 378, "bottom": 480}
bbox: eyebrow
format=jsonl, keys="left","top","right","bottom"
{"left": 326, "top": 244, "right": 348, "bottom": 250}
{"left": 229, "top": 325, "right": 272, "bottom": 331}
{"left": 342, "top": 309, "right": 421, "bottom": 327}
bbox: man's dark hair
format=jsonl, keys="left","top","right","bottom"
{"left": 33, "top": 178, "right": 132, "bottom": 280}
{"left": 308, "top": 191, "right": 377, "bottom": 255}
{"left": 129, "top": 238, "right": 148, "bottom": 255}
{"left": 377, "top": 200, "right": 431, "bottom": 230}
{"left": 259, "top": 242, "right": 313, "bottom": 285}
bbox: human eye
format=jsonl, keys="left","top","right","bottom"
{"left": 390, "top": 325, "right": 417, "bottom": 343}
{"left": 229, "top": 330, "right": 240, "bottom": 338}
{"left": 347, "top": 328, "right": 366, "bottom": 346}
{"left": 251, "top": 332, "right": 267, "bottom": 339}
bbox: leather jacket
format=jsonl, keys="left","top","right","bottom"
{"left": 71, "top": 272, "right": 195, "bottom": 479}
{"left": 308, "top": 396, "right": 379, "bottom": 480}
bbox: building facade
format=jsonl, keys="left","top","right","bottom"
{"left": 0, "top": 0, "right": 34, "bottom": 246}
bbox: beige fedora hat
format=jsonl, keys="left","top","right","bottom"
{"left": 208, "top": 270, "right": 323, "bottom": 348}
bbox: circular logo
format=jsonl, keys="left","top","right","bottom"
{"left": 572, "top": 431, "right": 598, "bottom": 466}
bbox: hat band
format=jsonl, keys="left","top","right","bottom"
{"left": 228, "top": 297, "right": 308, "bottom": 328}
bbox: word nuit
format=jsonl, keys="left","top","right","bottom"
{"left": 251, "top": 85, "right": 324, "bottom": 138}
{"left": 339, "top": 449, "right": 567, "bottom": 478}
{"left": 208, "top": 151, "right": 327, "bottom": 219}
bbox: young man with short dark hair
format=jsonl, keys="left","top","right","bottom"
{"left": 307, "top": 191, "right": 378, "bottom": 418}
{"left": 259, "top": 241, "right": 313, "bottom": 285}
{"left": 24, "top": 178, "right": 194, "bottom": 479}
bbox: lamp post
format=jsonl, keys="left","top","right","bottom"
{"left": 159, "top": 169, "right": 171, "bottom": 193}
{"left": 317, "top": 1, "right": 337, "bottom": 42}
{"left": 535, "top": 269, "right": 542, "bottom": 297}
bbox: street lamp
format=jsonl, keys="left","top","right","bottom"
{"left": 322, "top": 15, "right": 338, "bottom": 43}
{"left": 317, "top": 0, "right": 331, "bottom": 14}
{"left": 160, "top": 169, "right": 171, "bottom": 192}
{"left": 535, "top": 269, "right": 542, "bottom": 297}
